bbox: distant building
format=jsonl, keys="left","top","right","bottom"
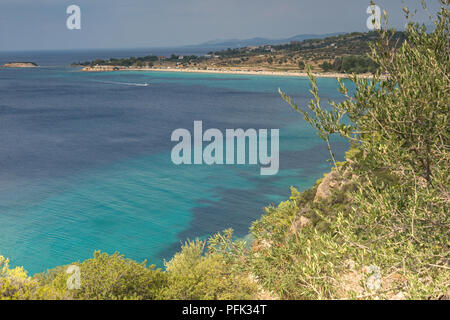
{"left": 290, "top": 41, "right": 301, "bottom": 45}
{"left": 178, "top": 56, "right": 184, "bottom": 60}
{"left": 158, "top": 56, "right": 166, "bottom": 60}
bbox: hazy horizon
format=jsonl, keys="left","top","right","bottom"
{"left": 0, "top": 0, "right": 442, "bottom": 52}
{"left": 0, "top": 31, "right": 345, "bottom": 53}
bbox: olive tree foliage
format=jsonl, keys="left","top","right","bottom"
{"left": 278, "top": 0, "right": 449, "bottom": 298}
{"left": 280, "top": 1, "right": 448, "bottom": 185}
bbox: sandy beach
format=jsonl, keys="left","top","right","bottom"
{"left": 81, "top": 65, "right": 376, "bottom": 79}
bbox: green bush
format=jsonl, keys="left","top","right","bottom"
{"left": 161, "top": 239, "right": 258, "bottom": 300}
{"left": 40, "top": 251, "right": 167, "bottom": 300}
{"left": 319, "top": 61, "right": 333, "bottom": 72}
{"left": 333, "top": 55, "right": 378, "bottom": 73}
{"left": 0, "top": 256, "right": 65, "bottom": 300}
{"left": 298, "top": 60, "right": 306, "bottom": 70}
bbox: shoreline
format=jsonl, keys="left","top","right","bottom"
{"left": 81, "top": 66, "right": 376, "bottom": 79}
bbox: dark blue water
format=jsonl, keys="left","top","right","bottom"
{"left": 0, "top": 49, "right": 349, "bottom": 274}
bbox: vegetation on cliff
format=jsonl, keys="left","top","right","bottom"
{"left": 1, "top": 2, "right": 448, "bottom": 300}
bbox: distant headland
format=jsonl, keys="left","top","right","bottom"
{"left": 74, "top": 31, "right": 406, "bottom": 79}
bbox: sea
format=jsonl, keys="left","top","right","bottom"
{"left": 0, "top": 48, "right": 350, "bottom": 274}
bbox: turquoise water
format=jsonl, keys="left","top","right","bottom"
{"left": 0, "top": 61, "right": 349, "bottom": 274}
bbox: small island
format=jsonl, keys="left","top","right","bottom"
{"left": 2, "top": 62, "right": 38, "bottom": 68}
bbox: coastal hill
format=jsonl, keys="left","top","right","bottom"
{"left": 76, "top": 31, "right": 405, "bottom": 75}
{"left": 185, "top": 32, "right": 344, "bottom": 49}
{"left": 1, "top": 62, "right": 38, "bottom": 68}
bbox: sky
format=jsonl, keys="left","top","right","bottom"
{"left": 0, "top": 0, "right": 443, "bottom": 51}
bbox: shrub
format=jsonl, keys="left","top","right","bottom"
{"left": 298, "top": 60, "right": 306, "bottom": 70}
{"left": 0, "top": 256, "right": 65, "bottom": 300}
{"left": 333, "top": 55, "right": 378, "bottom": 74}
{"left": 40, "top": 251, "right": 167, "bottom": 300}
{"left": 319, "top": 61, "right": 333, "bottom": 72}
{"left": 161, "top": 239, "right": 258, "bottom": 300}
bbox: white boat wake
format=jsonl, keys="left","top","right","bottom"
{"left": 92, "top": 80, "right": 149, "bottom": 87}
